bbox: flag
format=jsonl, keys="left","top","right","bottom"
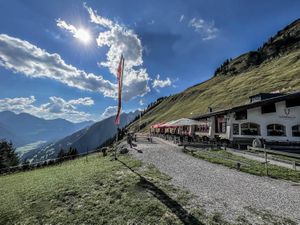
{"left": 115, "top": 54, "right": 124, "bottom": 125}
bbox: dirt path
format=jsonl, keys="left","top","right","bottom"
{"left": 129, "top": 135, "right": 300, "bottom": 224}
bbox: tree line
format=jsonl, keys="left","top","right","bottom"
{"left": 0, "top": 139, "right": 83, "bottom": 175}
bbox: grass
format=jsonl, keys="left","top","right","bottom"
{"left": 243, "top": 206, "right": 298, "bottom": 225}
{"left": 129, "top": 49, "right": 300, "bottom": 131}
{"left": 184, "top": 149, "right": 300, "bottom": 183}
{"left": 0, "top": 149, "right": 297, "bottom": 224}
{"left": 0, "top": 152, "right": 231, "bottom": 225}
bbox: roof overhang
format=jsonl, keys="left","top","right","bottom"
{"left": 192, "top": 91, "right": 300, "bottom": 120}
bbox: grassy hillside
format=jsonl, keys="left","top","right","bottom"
{"left": 131, "top": 48, "right": 300, "bottom": 131}
{"left": 0, "top": 153, "right": 230, "bottom": 225}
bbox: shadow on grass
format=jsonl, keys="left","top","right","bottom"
{"left": 117, "top": 159, "right": 203, "bottom": 225}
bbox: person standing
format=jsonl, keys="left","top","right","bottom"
{"left": 127, "top": 133, "right": 133, "bottom": 148}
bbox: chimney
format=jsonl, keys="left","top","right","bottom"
{"left": 208, "top": 107, "right": 213, "bottom": 113}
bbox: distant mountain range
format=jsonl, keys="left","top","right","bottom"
{"left": 21, "top": 111, "right": 140, "bottom": 162}
{"left": 0, "top": 111, "right": 93, "bottom": 147}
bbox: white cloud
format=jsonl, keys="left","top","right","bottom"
{"left": 152, "top": 74, "right": 172, "bottom": 90}
{"left": 143, "top": 45, "right": 151, "bottom": 55}
{"left": 84, "top": 4, "right": 150, "bottom": 100}
{"left": 0, "top": 96, "right": 94, "bottom": 122}
{"left": 57, "top": 19, "right": 78, "bottom": 36}
{"left": 0, "top": 5, "right": 152, "bottom": 102}
{"left": 0, "top": 34, "right": 116, "bottom": 98}
{"left": 68, "top": 97, "right": 94, "bottom": 106}
{"left": 40, "top": 96, "right": 94, "bottom": 114}
{"left": 179, "top": 15, "right": 185, "bottom": 23}
{"left": 148, "top": 20, "right": 155, "bottom": 25}
{"left": 56, "top": 19, "right": 91, "bottom": 44}
{"left": 188, "top": 17, "right": 218, "bottom": 40}
{"left": 101, "top": 106, "right": 118, "bottom": 119}
{"left": 139, "top": 99, "right": 144, "bottom": 106}
{"left": 0, "top": 96, "right": 36, "bottom": 113}
{"left": 84, "top": 3, "right": 114, "bottom": 29}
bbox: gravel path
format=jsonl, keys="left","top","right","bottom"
{"left": 129, "top": 136, "right": 300, "bottom": 224}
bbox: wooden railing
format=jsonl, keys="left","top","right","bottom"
{"left": 247, "top": 146, "right": 300, "bottom": 171}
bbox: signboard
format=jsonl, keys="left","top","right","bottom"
{"left": 279, "top": 108, "right": 296, "bottom": 120}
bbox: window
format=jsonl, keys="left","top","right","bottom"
{"left": 235, "top": 110, "right": 247, "bottom": 120}
{"left": 195, "top": 124, "right": 209, "bottom": 133}
{"left": 182, "top": 126, "right": 189, "bottom": 131}
{"left": 267, "top": 124, "right": 286, "bottom": 136}
{"left": 292, "top": 125, "right": 300, "bottom": 137}
{"left": 261, "top": 103, "right": 276, "bottom": 114}
{"left": 233, "top": 124, "right": 239, "bottom": 135}
{"left": 241, "top": 123, "right": 260, "bottom": 135}
{"left": 286, "top": 98, "right": 300, "bottom": 108}
{"left": 215, "top": 116, "right": 226, "bottom": 133}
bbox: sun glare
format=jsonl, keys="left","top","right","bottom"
{"left": 75, "top": 28, "right": 91, "bottom": 44}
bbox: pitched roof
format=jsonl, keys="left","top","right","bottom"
{"left": 192, "top": 91, "right": 300, "bottom": 120}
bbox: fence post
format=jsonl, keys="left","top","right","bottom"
{"left": 236, "top": 162, "right": 241, "bottom": 170}
{"left": 293, "top": 161, "right": 296, "bottom": 171}
{"left": 264, "top": 147, "right": 268, "bottom": 176}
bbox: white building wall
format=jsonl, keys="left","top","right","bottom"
{"left": 208, "top": 116, "right": 215, "bottom": 138}
{"left": 230, "top": 101, "right": 300, "bottom": 142}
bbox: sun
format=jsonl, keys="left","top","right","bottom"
{"left": 75, "top": 28, "right": 91, "bottom": 44}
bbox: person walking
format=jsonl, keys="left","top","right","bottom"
{"left": 127, "top": 133, "right": 133, "bottom": 148}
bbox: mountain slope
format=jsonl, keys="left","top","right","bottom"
{"left": 0, "top": 111, "right": 93, "bottom": 146}
{"left": 26, "top": 111, "right": 139, "bottom": 161}
{"left": 214, "top": 19, "right": 300, "bottom": 77}
{"left": 130, "top": 19, "right": 300, "bottom": 130}
{"left": 0, "top": 122, "right": 25, "bottom": 146}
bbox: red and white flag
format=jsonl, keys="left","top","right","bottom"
{"left": 115, "top": 54, "right": 124, "bottom": 125}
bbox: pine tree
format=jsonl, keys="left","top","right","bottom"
{"left": 0, "top": 140, "right": 19, "bottom": 169}
{"left": 67, "top": 147, "right": 78, "bottom": 159}
{"left": 57, "top": 148, "right": 65, "bottom": 162}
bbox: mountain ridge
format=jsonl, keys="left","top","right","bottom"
{"left": 0, "top": 110, "right": 93, "bottom": 146}
{"left": 24, "top": 111, "right": 140, "bottom": 162}
{"left": 214, "top": 18, "right": 300, "bottom": 77}
{"left": 129, "top": 18, "right": 300, "bottom": 131}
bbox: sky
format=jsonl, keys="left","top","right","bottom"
{"left": 0, "top": 0, "right": 299, "bottom": 123}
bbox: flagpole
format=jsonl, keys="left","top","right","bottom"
{"left": 115, "top": 125, "right": 118, "bottom": 160}
{"left": 114, "top": 54, "right": 124, "bottom": 160}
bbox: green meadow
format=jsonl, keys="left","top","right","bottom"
{"left": 0, "top": 153, "right": 229, "bottom": 225}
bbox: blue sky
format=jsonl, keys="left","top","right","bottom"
{"left": 0, "top": 0, "right": 299, "bottom": 122}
